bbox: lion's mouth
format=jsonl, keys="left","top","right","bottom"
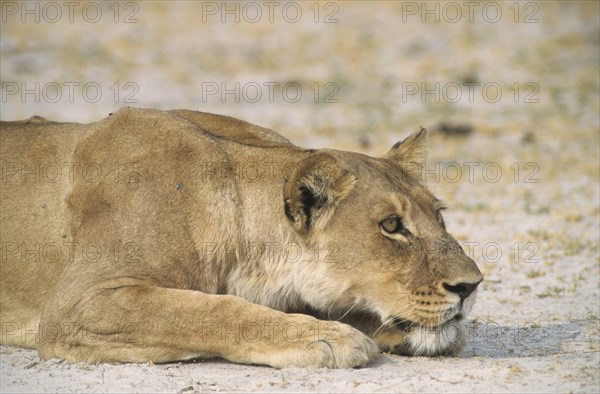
{"left": 388, "top": 312, "right": 468, "bottom": 357}
{"left": 392, "top": 312, "right": 464, "bottom": 333}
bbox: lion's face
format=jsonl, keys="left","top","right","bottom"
{"left": 284, "top": 129, "right": 482, "bottom": 356}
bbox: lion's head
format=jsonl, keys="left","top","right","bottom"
{"left": 284, "top": 128, "right": 483, "bottom": 356}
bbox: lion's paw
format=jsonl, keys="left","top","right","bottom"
{"left": 266, "top": 316, "right": 379, "bottom": 368}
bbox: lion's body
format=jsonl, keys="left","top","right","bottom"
{"left": 0, "top": 108, "right": 482, "bottom": 367}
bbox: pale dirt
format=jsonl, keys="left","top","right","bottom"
{"left": 1, "top": 1, "right": 599, "bottom": 393}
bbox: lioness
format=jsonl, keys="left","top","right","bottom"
{"left": 0, "top": 108, "right": 482, "bottom": 368}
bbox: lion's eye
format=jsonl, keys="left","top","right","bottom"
{"left": 380, "top": 217, "right": 410, "bottom": 236}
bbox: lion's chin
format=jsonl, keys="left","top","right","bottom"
{"left": 390, "top": 317, "right": 467, "bottom": 357}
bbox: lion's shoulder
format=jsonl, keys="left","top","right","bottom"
{"left": 168, "top": 109, "right": 294, "bottom": 148}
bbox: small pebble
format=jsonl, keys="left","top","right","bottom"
{"left": 434, "top": 122, "right": 473, "bottom": 137}
{"left": 175, "top": 182, "right": 181, "bottom": 190}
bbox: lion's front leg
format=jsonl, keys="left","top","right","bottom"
{"left": 38, "top": 286, "right": 378, "bottom": 368}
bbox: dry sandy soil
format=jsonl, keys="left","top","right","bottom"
{"left": 1, "top": 1, "right": 599, "bottom": 393}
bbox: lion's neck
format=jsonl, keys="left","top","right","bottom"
{"left": 223, "top": 228, "right": 308, "bottom": 312}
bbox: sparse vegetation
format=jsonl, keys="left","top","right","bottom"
{"left": 526, "top": 269, "right": 545, "bottom": 278}
{"left": 537, "top": 286, "right": 566, "bottom": 299}
{"left": 562, "top": 237, "right": 596, "bottom": 256}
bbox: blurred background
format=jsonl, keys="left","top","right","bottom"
{"left": 1, "top": 0, "right": 599, "bottom": 359}
{"left": 2, "top": 2, "right": 598, "bottom": 147}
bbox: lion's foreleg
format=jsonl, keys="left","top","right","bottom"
{"left": 37, "top": 286, "right": 378, "bottom": 368}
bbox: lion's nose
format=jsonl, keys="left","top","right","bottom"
{"left": 442, "top": 279, "right": 482, "bottom": 300}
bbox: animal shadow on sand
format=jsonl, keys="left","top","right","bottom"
{"left": 460, "top": 320, "right": 588, "bottom": 358}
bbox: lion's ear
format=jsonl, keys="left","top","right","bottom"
{"left": 384, "top": 127, "right": 427, "bottom": 172}
{"left": 284, "top": 154, "right": 355, "bottom": 234}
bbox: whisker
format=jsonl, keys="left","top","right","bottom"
{"left": 372, "top": 304, "right": 418, "bottom": 336}
{"left": 325, "top": 287, "right": 345, "bottom": 320}
{"left": 372, "top": 316, "right": 394, "bottom": 337}
{"left": 336, "top": 299, "right": 359, "bottom": 322}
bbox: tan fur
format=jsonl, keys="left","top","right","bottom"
{"left": 0, "top": 108, "right": 482, "bottom": 368}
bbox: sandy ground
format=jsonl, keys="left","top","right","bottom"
{"left": 1, "top": 1, "right": 599, "bottom": 393}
